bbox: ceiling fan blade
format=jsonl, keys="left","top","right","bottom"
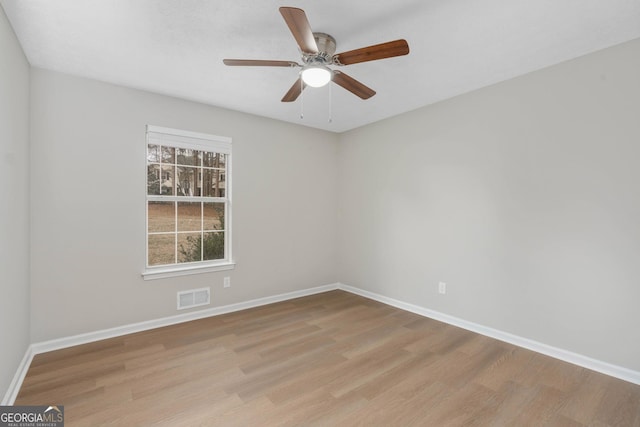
{"left": 279, "top": 7, "right": 318, "bottom": 54}
{"left": 281, "top": 77, "right": 306, "bottom": 102}
{"left": 223, "top": 59, "right": 299, "bottom": 67}
{"left": 332, "top": 71, "right": 376, "bottom": 99}
{"left": 333, "top": 39, "right": 409, "bottom": 65}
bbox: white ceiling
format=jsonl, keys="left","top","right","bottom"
{"left": 2, "top": 1, "right": 639, "bottom": 133}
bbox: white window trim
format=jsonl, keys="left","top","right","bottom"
{"left": 143, "top": 125, "right": 234, "bottom": 280}
{"left": 143, "top": 261, "right": 236, "bottom": 280}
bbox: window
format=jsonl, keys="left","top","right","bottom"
{"left": 143, "top": 126, "right": 233, "bottom": 279}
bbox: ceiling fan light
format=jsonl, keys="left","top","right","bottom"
{"left": 301, "top": 65, "right": 332, "bottom": 87}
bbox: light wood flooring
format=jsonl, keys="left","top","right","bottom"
{"left": 16, "top": 290, "right": 640, "bottom": 426}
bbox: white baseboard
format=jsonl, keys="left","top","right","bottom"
{"left": 32, "top": 283, "right": 339, "bottom": 355}
{"left": 337, "top": 283, "right": 640, "bottom": 386}
{"left": 6, "top": 280, "right": 639, "bottom": 404}
{"left": 1, "top": 346, "right": 34, "bottom": 405}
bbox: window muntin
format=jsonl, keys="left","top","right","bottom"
{"left": 145, "top": 126, "right": 231, "bottom": 272}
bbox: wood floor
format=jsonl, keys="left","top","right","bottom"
{"left": 16, "top": 290, "right": 640, "bottom": 426}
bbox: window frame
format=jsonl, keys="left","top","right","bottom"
{"left": 142, "top": 125, "right": 234, "bottom": 280}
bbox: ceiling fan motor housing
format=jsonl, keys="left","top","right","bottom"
{"left": 303, "top": 32, "right": 336, "bottom": 65}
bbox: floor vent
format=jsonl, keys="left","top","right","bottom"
{"left": 177, "top": 287, "right": 211, "bottom": 310}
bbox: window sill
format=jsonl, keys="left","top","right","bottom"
{"left": 142, "top": 261, "right": 236, "bottom": 281}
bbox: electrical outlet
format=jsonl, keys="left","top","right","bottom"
{"left": 223, "top": 277, "right": 231, "bottom": 288}
{"left": 438, "top": 282, "right": 446, "bottom": 294}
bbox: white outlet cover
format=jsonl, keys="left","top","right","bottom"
{"left": 438, "top": 282, "right": 446, "bottom": 294}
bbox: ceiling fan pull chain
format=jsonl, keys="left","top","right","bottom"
{"left": 328, "top": 80, "right": 333, "bottom": 123}
{"left": 300, "top": 78, "right": 304, "bottom": 119}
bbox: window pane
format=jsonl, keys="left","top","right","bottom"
{"left": 203, "top": 203, "right": 224, "bottom": 230}
{"left": 203, "top": 232, "right": 225, "bottom": 261}
{"left": 176, "top": 166, "right": 198, "bottom": 197}
{"left": 161, "top": 165, "right": 174, "bottom": 195}
{"left": 177, "top": 202, "right": 201, "bottom": 232}
{"left": 202, "top": 169, "right": 226, "bottom": 197}
{"left": 178, "top": 232, "right": 203, "bottom": 263}
{"left": 147, "top": 144, "right": 160, "bottom": 162}
{"left": 203, "top": 152, "right": 225, "bottom": 168}
{"left": 162, "top": 146, "right": 175, "bottom": 163}
{"left": 148, "top": 201, "right": 175, "bottom": 232}
{"left": 176, "top": 148, "right": 201, "bottom": 166}
{"left": 148, "top": 234, "right": 175, "bottom": 266}
{"left": 147, "top": 164, "right": 161, "bottom": 195}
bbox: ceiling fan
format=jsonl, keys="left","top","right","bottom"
{"left": 223, "top": 7, "right": 410, "bottom": 102}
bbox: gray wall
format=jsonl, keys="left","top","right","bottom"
{"left": 30, "top": 69, "right": 339, "bottom": 342}
{"left": 338, "top": 38, "right": 640, "bottom": 371}
{"left": 0, "top": 6, "right": 30, "bottom": 399}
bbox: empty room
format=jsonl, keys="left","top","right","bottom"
{"left": 1, "top": 1, "right": 640, "bottom": 425}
